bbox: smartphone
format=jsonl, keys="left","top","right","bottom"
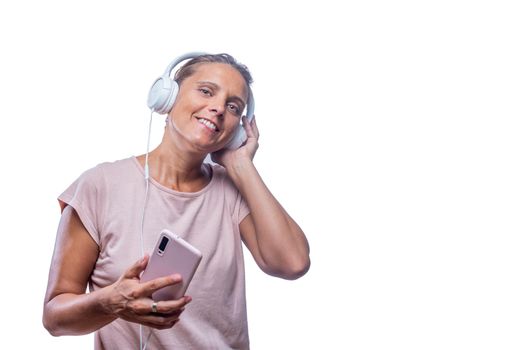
{"left": 140, "top": 229, "right": 203, "bottom": 301}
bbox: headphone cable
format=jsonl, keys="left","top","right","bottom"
{"left": 139, "top": 109, "right": 154, "bottom": 350}
{"left": 141, "top": 109, "right": 153, "bottom": 256}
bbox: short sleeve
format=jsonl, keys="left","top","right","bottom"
{"left": 58, "top": 166, "right": 105, "bottom": 245}
{"left": 236, "top": 194, "right": 250, "bottom": 224}
{"left": 211, "top": 164, "right": 251, "bottom": 225}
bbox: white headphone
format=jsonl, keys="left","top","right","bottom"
{"left": 147, "top": 52, "right": 255, "bottom": 149}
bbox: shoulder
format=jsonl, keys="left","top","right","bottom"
{"left": 92, "top": 157, "right": 137, "bottom": 176}
{"left": 210, "top": 164, "right": 227, "bottom": 180}
{"left": 209, "top": 163, "right": 244, "bottom": 201}
{"left": 75, "top": 157, "right": 133, "bottom": 175}
{"left": 210, "top": 164, "right": 236, "bottom": 191}
{"left": 64, "top": 157, "right": 138, "bottom": 195}
{"left": 79, "top": 157, "right": 138, "bottom": 185}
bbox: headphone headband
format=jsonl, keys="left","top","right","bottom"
{"left": 162, "top": 51, "right": 208, "bottom": 78}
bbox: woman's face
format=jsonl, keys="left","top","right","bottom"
{"left": 167, "top": 63, "right": 248, "bottom": 153}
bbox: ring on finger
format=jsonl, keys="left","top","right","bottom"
{"left": 151, "top": 301, "right": 158, "bottom": 313}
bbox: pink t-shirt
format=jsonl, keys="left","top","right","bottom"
{"left": 59, "top": 157, "right": 251, "bottom": 349}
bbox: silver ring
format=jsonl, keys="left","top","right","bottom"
{"left": 151, "top": 301, "right": 158, "bottom": 313}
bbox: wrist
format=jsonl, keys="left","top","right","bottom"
{"left": 97, "top": 285, "right": 119, "bottom": 317}
{"left": 225, "top": 157, "right": 256, "bottom": 184}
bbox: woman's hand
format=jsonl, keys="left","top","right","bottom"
{"left": 104, "top": 255, "right": 192, "bottom": 330}
{"left": 212, "top": 115, "right": 259, "bottom": 169}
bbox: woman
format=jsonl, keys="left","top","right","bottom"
{"left": 43, "top": 53, "right": 310, "bottom": 349}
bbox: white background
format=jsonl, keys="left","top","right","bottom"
{"left": 1, "top": 1, "right": 523, "bottom": 349}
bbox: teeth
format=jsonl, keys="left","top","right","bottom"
{"left": 197, "top": 118, "right": 217, "bottom": 131}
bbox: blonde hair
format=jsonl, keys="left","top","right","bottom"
{"left": 174, "top": 53, "right": 253, "bottom": 88}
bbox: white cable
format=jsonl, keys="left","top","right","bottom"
{"left": 141, "top": 328, "right": 153, "bottom": 350}
{"left": 139, "top": 109, "right": 154, "bottom": 350}
{"left": 144, "top": 110, "right": 153, "bottom": 182}
{"left": 140, "top": 109, "right": 154, "bottom": 257}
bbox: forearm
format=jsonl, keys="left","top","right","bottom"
{"left": 43, "top": 288, "right": 116, "bottom": 336}
{"left": 227, "top": 160, "right": 310, "bottom": 276}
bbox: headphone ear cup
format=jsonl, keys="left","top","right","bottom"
{"left": 226, "top": 125, "right": 247, "bottom": 149}
{"left": 147, "top": 76, "right": 179, "bottom": 114}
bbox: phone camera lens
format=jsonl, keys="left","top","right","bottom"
{"left": 158, "top": 236, "right": 169, "bottom": 253}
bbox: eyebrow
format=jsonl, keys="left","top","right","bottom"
{"left": 197, "top": 80, "right": 247, "bottom": 107}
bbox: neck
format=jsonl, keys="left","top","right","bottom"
{"left": 139, "top": 140, "right": 210, "bottom": 192}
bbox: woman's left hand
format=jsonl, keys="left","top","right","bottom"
{"left": 212, "top": 115, "right": 259, "bottom": 168}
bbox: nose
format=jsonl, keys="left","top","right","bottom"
{"left": 209, "top": 108, "right": 224, "bottom": 118}
{"left": 209, "top": 97, "right": 226, "bottom": 118}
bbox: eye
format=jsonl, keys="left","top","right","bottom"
{"left": 199, "top": 88, "right": 212, "bottom": 96}
{"left": 227, "top": 103, "right": 241, "bottom": 115}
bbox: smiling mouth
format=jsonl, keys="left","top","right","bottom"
{"left": 197, "top": 117, "right": 219, "bottom": 132}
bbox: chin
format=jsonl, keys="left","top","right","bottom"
{"left": 187, "top": 130, "right": 233, "bottom": 154}
{"left": 189, "top": 140, "right": 222, "bottom": 155}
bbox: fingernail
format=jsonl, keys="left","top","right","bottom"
{"left": 172, "top": 274, "right": 182, "bottom": 282}
{"left": 185, "top": 296, "right": 192, "bottom": 303}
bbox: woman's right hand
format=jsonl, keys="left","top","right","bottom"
{"left": 103, "top": 255, "right": 192, "bottom": 330}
